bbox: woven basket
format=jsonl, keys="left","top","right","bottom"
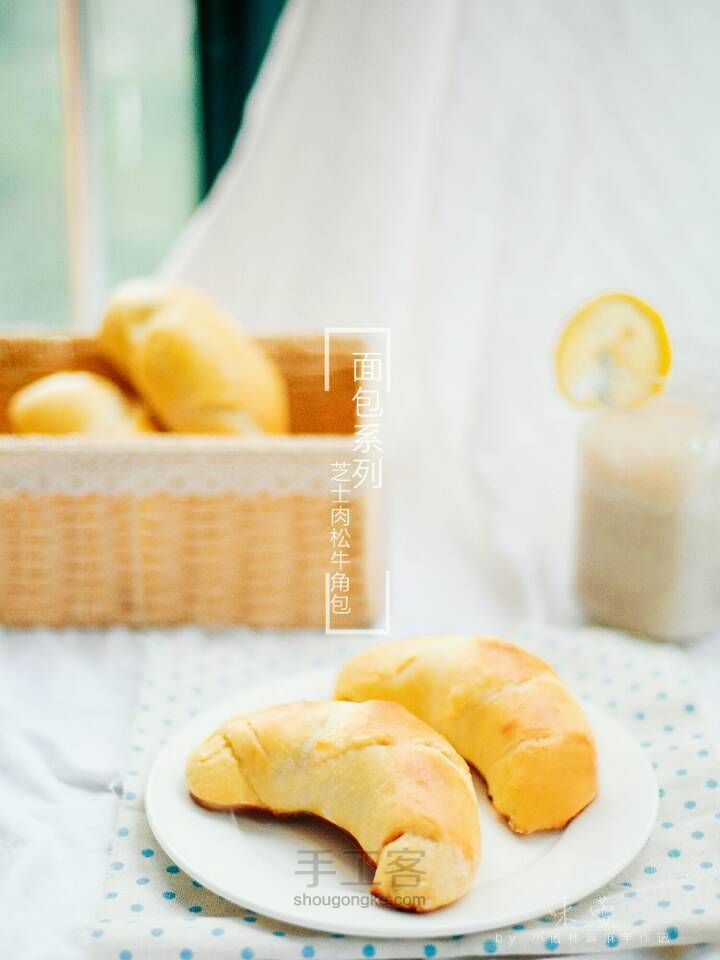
{"left": 0, "top": 335, "right": 381, "bottom": 628}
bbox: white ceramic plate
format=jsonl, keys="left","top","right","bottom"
{"left": 146, "top": 668, "right": 658, "bottom": 939}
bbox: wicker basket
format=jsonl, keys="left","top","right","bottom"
{"left": 0, "top": 335, "right": 382, "bottom": 628}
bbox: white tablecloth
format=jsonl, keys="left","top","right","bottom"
{"left": 2, "top": 628, "right": 719, "bottom": 959}
{"left": 86, "top": 625, "right": 719, "bottom": 959}
{"left": 5, "top": 0, "right": 720, "bottom": 956}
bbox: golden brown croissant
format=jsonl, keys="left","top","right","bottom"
{"left": 335, "top": 635, "right": 597, "bottom": 834}
{"left": 99, "top": 279, "right": 290, "bottom": 434}
{"left": 187, "top": 699, "right": 480, "bottom": 911}
{"left": 7, "top": 371, "right": 153, "bottom": 435}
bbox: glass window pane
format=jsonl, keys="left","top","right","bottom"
{"left": 0, "top": 1, "right": 199, "bottom": 331}
{"left": 91, "top": 0, "right": 200, "bottom": 287}
{"left": 0, "top": 3, "right": 70, "bottom": 329}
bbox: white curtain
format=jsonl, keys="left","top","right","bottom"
{"left": 164, "top": 0, "right": 720, "bottom": 633}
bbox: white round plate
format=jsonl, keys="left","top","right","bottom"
{"left": 146, "top": 668, "right": 658, "bottom": 939}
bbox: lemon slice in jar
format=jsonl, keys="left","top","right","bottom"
{"left": 555, "top": 292, "right": 672, "bottom": 407}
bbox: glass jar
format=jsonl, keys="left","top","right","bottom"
{"left": 576, "top": 382, "right": 720, "bottom": 641}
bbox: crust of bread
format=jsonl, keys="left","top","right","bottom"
{"left": 99, "top": 280, "right": 290, "bottom": 434}
{"left": 7, "top": 370, "right": 153, "bottom": 435}
{"left": 335, "top": 635, "right": 598, "bottom": 834}
{"left": 186, "top": 699, "right": 480, "bottom": 911}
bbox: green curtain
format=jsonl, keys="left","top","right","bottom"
{"left": 196, "top": 0, "right": 286, "bottom": 195}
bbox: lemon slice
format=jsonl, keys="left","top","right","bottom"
{"left": 555, "top": 292, "right": 672, "bottom": 408}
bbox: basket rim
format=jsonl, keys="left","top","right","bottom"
{"left": 0, "top": 433, "right": 358, "bottom": 453}
{"left": 0, "top": 331, "right": 367, "bottom": 351}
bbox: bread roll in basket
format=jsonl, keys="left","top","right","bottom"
{"left": 99, "top": 280, "right": 290, "bottom": 434}
{"left": 7, "top": 371, "right": 152, "bottom": 435}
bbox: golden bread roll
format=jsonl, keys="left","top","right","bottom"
{"left": 187, "top": 699, "right": 480, "bottom": 911}
{"left": 99, "top": 279, "right": 290, "bottom": 434}
{"left": 335, "top": 635, "right": 597, "bottom": 834}
{"left": 7, "top": 371, "right": 153, "bottom": 435}
{"left": 97, "top": 278, "right": 175, "bottom": 381}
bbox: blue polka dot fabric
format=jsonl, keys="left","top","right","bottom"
{"left": 89, "top": 626, "right": 720, "bottom": 957}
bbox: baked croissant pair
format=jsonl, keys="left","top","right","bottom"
{"left": 8, "top": 281, "right": 290, "bottom": 436}
{"left": 187, "top": 635, "right": 598, "bottom": 912}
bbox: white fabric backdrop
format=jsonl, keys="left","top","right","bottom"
{"left": 3, "top": 1, "right": 720, "bottom": 957}
{"left": 164, "top": 0, "right": 720, "bottom": 630}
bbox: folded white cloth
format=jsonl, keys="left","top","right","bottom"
{"left": 88, "top": 624, "right": 720, "bottom": 958}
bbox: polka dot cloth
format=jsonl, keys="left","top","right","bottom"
{"left": 89, "top": 626, "right": 720, "bottom": 958}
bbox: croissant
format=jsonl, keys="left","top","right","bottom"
{"left": 99, "top": 279, "right": 290, "bottom": 434}
{"left": 7, "top": 371, "right": 153, "bottom": 435}
{"left": 187, "top": 699, "right": 480, "bottom": 911}
{"left": 335, "top": 635, "right": 597, "bottom": 834}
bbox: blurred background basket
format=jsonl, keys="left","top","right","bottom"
{"left": 0, "top": 334, "right": 381, "bottom": 628}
